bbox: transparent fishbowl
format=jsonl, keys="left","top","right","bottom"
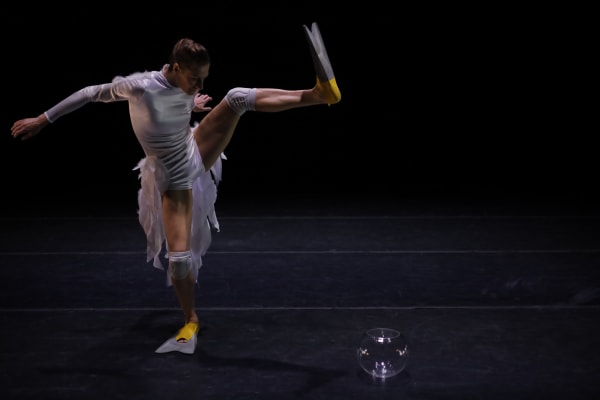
{"left": 357, "top": 327, "right": 409, "bottom": 379}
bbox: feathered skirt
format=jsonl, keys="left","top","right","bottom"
{"left": 133, "top": 140, "right": 225, "bottom": 286}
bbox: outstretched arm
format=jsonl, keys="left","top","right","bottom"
{"left": 11, "top": 79, "right": 137, "bottom": 141}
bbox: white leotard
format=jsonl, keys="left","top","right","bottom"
{"left": 46, "top": 66, "right": 200, "bottom": 190}
{"left": 45, "top": 66, "right": 222, "bottom": 282}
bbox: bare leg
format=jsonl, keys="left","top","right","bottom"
{"left": 161, "top": 189, "right": 198, "bottom": 340}
{"left": 253, "top": 86, "right": 333, "bottom": 111}
{"left": 194, "top": 85, "right": 334, "bottom": 171}
{"left": 194, "top": 100, "right": 242, "bottom": 171}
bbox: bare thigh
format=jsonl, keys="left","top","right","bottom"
{"left": 161, "top": 189, "right": 193, "bottom": 252}
{"left": 194, "top": 100, "right": 241, "bottom": 170}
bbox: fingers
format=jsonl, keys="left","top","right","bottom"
{"left": 10, "top": 121, "right": 32, "bottom": 140}
{"left": 195, "top": 94, "right": 212, "bottom": 102}
{"left": 10, "top": 124, "right": 20, "bottom": 139}
{"left": 11, "top": 123, "right": 23, "bottom": 139}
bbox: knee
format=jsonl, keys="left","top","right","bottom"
{"left": 169, "top": 251, "right": 192, "bottom": 280}
{"left": 224, "top": 87, "right": 256, "bottom": 115}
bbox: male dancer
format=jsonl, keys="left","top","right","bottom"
{"left": 11, "top": 22, "right": 340, "bottom": 354}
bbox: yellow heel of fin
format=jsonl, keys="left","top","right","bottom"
{"left": 176, "top": 322, "right": 199, "bottom": 342}
{"left": 317, "top": 77, "right": 341, "bottom": 106}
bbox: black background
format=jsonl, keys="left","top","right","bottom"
{"left": 3, "top": 3, "right": 596, "bottom": 211}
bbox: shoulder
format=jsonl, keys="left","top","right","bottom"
{"left": 112, "top": 70, "right": 156, "bottom": 84}
{"left": 110, "top": 70, "right": 164, "bottom": 95}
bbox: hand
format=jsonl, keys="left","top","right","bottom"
{"left": 192, "top": 93, "right": 213, "bottom": 113}
{"left": 11, "top": 114, "right": 49, "bottom": 141}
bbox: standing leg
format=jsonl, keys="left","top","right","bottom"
{"left": 160, "top": 189, "right": 199, "bottom": 342}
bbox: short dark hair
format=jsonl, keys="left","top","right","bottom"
{"left": 169, "top": 38, "right": 210, "bottom": 70}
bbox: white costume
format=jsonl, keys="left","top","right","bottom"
{"left": 45, "top": 66, "right": 223, "bottom": 284}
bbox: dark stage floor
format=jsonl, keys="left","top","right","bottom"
{"left": 1, "top": 190, "right": 599, "bottom": 400}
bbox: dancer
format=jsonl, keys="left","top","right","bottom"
{"left": 10, "top": 22, "right": 340, "bottom": 354}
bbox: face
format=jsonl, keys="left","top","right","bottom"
{"left": 175, "top": 63, "right": 210, "bottom": 95}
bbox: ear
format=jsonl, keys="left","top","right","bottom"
{"left": 173, "top": 62, "right": 181, "bottom": 72}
